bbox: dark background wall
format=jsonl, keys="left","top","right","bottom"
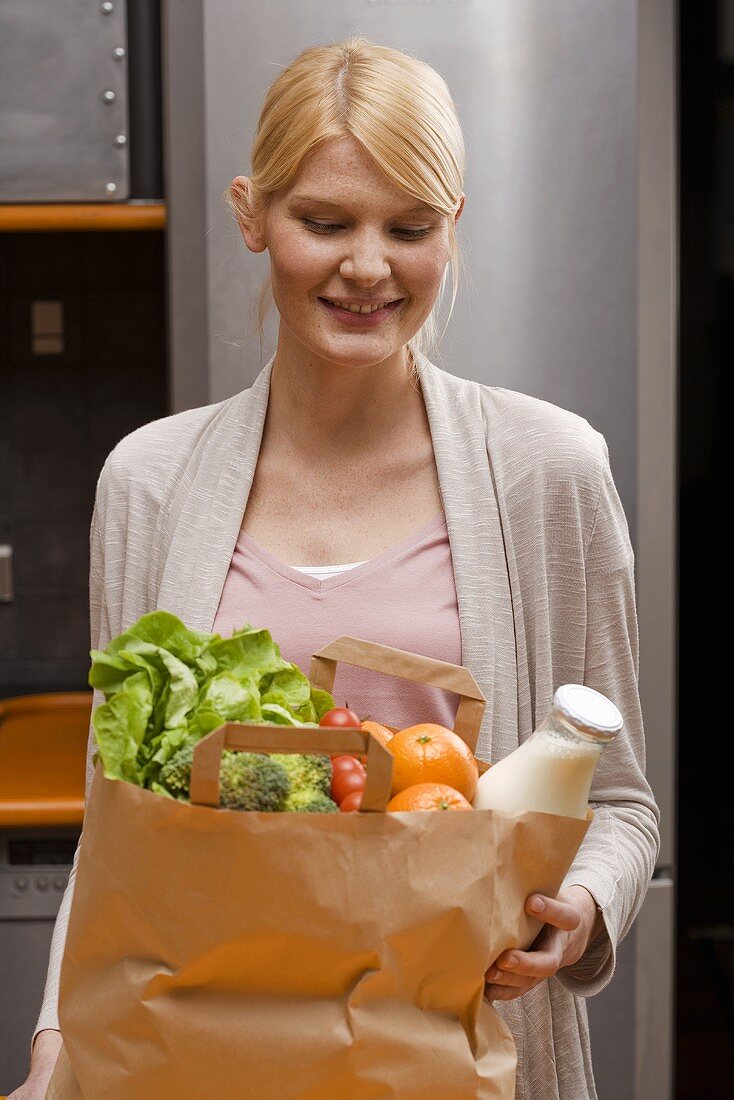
{"left": 676, "top": 2, "right": 733, "bottom": 1095}
{"left": 0, "top": 230, "right": 167, "bottom": 697}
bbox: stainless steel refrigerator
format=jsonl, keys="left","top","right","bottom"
{"left": 163, "top": 2, "right": 677, "bottom": 1096}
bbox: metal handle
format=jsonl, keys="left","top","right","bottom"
{"left": 0, "top": 545, "right": 13, "bottom": 602}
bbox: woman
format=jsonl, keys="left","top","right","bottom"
{"left": 20, "top": 35, "right": 659, "bottom": 1100}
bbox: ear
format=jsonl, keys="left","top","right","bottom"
{"left": 454, "top": 192, "right": 466, "bottom": 224}
{"left": 231, "top": 175, "right": 268, "bottom": 253}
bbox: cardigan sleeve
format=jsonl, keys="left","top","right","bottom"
{"left": 30, "top": 464, "right": 114, "bottom": 1055}
{"left": 555, "top": 438, "right": 661, "bottom": 998}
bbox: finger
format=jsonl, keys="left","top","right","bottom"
{"left": 484, "top": 978, "right": 540, "bottom": 1001}
{"left": 484, "top": 967, "right": 529, "bottom": 988}
{"left": 526, "top": 894, "right": 580, "bottom": 932}
{"left": 493, "top": 946, "right": 563, "bottom": 980}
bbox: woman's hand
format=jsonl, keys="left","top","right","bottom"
{"left": 7, "top": 1029, "right": 63, "bottom": 1099}
{"left": 484, "top": 885, "right": 603, "bottom": 1001}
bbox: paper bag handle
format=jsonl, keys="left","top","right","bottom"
{"left": 189, "top": 721, "right": 394, "bottom": 812}
{"left": 308, "top": 636, "right": 487, "bottom": 754}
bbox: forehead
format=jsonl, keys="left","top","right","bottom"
{"left": 282, "top": 136, "right": 437, "bottom": 216}
{"left": 288, "top": 192, "right": 433, "bottom": 216}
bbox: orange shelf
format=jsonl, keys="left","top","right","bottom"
{"left": 0, "top": 799, "right": 85, "bottom": 828}
{"left": 0, "top": 691, "right": 92, "bottom": 827}
{"left": 0, "top": 203, "right": 166, "bottom": 232}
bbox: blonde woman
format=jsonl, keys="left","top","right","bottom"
{"left": 18, "top": 36, "right": 659, "bottom": 1100}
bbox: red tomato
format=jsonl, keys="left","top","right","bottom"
{"left": 339, "top": 790, "right": 363, "bottom": 813}
{"left": 330, "top": 756, "right": 365, "bottom": 794}
{"left": 320, "top": 707, "right": 361, "bottom": 728}
{"left": 332, "top": 768, "right": 367, "bottom": 806}
{"left": 331, "top": 755, "right": 365, "bottom": 774}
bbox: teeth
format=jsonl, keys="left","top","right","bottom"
{"left": 326, "top": 299, "right": 393, "bottom": 314}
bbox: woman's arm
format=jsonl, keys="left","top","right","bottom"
{"left": 554, "top": 438, "right": 661, "bottom": 995}
{"left": 28, "top": 464, "right": 115, "bottom": 1060}
{"left": 485, "top": 437, "right": 661, "bottom": 1001}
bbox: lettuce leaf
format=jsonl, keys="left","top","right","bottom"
{"left": 89, "top": 610, "right": 336, "bottom": 787}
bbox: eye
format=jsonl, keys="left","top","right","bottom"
{"left": 301, "top": 218, "right": 432, "bottom": 241}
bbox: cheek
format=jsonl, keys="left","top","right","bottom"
{"left": 398, "top": 237, "right": 451, "bottom": 286}
{"left": 269, "top": 230, "right": 335, "bottom": 289}
{"left": 400, "top": 243, "right": 451, "bottom": 295}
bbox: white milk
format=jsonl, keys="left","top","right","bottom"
{"left": 472, "top": 684, "right": 622, "bottom": 819}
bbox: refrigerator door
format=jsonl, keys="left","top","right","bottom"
{"left": 635, "top": 876, "right": 675, "bottom": 1099}
{"left": 587, "top": 876, "right": 675, "bottom": 1100}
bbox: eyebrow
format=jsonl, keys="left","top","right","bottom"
{"left": 288, "top": 194, "right": 436, "bottom": 216}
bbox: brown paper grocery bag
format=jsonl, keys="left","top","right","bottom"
{"left": 48, "top": 637, "right": 591, "bottom": 1100}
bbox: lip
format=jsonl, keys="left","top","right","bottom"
{"left": 318, "top": 297, "right": 404, "bottom": 327}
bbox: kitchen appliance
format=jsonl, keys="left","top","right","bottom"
{"left": 0, "top": 827, "right": 80, "bottom": 1092}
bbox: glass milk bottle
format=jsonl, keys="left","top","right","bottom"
{"left": 472, "top": 684, "right": 622, "bottom": 819}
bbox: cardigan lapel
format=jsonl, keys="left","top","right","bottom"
{"left": 413, "top": 352, "right": 519, "bottom": 762}
{"left": 156, "top": 350, "right": 519, "bottom": 763}
{"left": 156, "top": 354, "right": 276, "bottom": 635}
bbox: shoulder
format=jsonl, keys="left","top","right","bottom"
{"left": 420, "top": 360, "right": 610, "bottom": 517}
{"left": 473, "top": 382, "right": 609, "bottom": 512}
{"left": 476, "top": 382, "right": 608, "bottom": 472}
{"left": 426, "top": 362, "right": 607, "bottom": 472}
{"left": 463, "top": 379, "right": 611, "bottom": 548}
{"left": 95, "top": 395, "right": 233, "bottom": 508}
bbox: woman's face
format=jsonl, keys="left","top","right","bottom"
{"left": 235, "top": 136, "right": 464, "bottom": 370}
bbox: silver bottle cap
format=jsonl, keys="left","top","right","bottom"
{"left": 553, "top": 684, "right": 623, "bottom": 742}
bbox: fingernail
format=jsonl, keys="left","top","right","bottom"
{"left": 530, "top": 897, "right": 545, "bottom": 914}
{"left": 504, "top": 955, "right": 518, "bottom": 969}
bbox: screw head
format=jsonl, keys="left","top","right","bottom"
{"left": 105, "top": 182, "right": 117, "bottom": 195}
{"left": 101, "top": 2, "right": 114, "bottom": 14}
{"left": 112, "top": 46, "right": 125, "bottom": 60}
{"left": 114, "top": 133, "right": 127, "bottom": 147}
{"left": 102, "top": 89, "right": 116, "bottom": 104}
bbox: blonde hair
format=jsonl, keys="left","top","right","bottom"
{"left": 224, "top": 34, "right": 468, "bottom": 374}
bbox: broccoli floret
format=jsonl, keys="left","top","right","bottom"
{"left": 158, "top": 743, "right": 195, "bottom": 798}
{"left": 157, "top": 745, "right": 291, "bottom": 812}
{"left": 283, "top": 788, "right": 339, "bottom": 813}
{"left": 219, "top": 751, "right": 290, "bottom": 812}
{"left": 270, "top": 752, "right": 332, "bottom": 797}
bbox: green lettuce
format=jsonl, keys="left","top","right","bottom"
{"left": 89, "top": 610, "right": 335, "bottom": 787}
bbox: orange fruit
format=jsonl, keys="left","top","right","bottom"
{"left": 387, "top": 782, "right": 473, "bottom": 812}
{"left": 388, "top": 723, "right": 479, "bottom": 801}
{"left": 361, "top": 720, "right": 395, "bottom": 751}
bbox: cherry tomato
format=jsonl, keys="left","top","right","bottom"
{"left": 320, "top": 707, "right": 361, "bottom": 728}
{"left": 330, "top": 756, "right": 366, "bottom": 798}
{"left": 332, "top": 768, "right": 367, "bottom": 806}
{"left": 339, "top": 790, "right": 364, "bottom": 813}
{"left": 331, "top": 755, "right": 366, "bottom": 775}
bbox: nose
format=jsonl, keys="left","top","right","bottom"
{"left": 338, "top": 229, "right": 392, "bottom": 285}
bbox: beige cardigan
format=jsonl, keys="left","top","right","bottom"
{"left": 34, "top": 350, "right": 660, "bottom": 1099}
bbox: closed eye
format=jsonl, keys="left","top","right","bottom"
{"left": 302, "top": 218, "right": 432, "bottom": 241}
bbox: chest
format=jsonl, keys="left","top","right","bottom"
{"left": 239, "top": 440, "right": 444, "bottom": 566}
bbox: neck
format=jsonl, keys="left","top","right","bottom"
{"left": 263, "top": 338, "right": 426, "bottom": 464}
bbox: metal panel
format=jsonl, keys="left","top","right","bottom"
{"left": 161, "top": 0, "right": 208, "bottom": 410}
{"left": 587, "top": 925, "right": 637, "bottom": 1099}
{"left": 637, "top": 0, "right": 678, "bottom": 871}
{"left": 0, "top": 0, "right": 130, "bottom": 202}
{"left": 127, "top": 0, "right": 164, "bottom": 199}
{"left": 635, "top": 877, "right": 675, "bottom": 1099}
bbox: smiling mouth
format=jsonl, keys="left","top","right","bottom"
{"left": 319, "top": 297, "right": 404, "bottom": 315}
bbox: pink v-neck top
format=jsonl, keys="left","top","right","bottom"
{"left": 211, "top": 511, "right": 463, "bottom": 731}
